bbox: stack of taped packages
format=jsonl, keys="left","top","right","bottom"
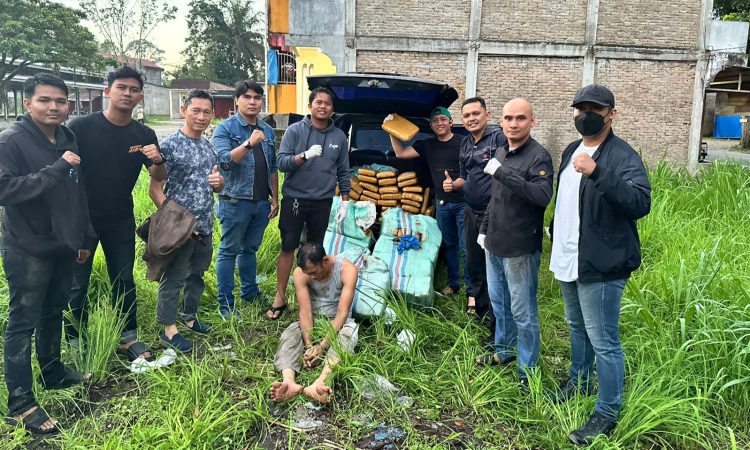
{"left": 323, "top": 197, "right": 390, "bottom": 318}
{"left": 347, "top": 167, "right": 434, "bottom": 223}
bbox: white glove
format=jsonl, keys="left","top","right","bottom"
{"left": 303, "top": 145, "right": 323, "bottom": 160}
{"left": 483, "top": 158, "right": 502, "bottom": 176}
{"left": 477, "top": 234, "right": 486, "bottom": 250}
{"left": 336, "top": 200, "right": 350, "bottom": 223}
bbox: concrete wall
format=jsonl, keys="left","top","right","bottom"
{"left": 143, "top": 83, "right": 170, "bottom": 116}
{"left": 285, "top": 0, "right": 719, "bottom": 168}
{"left": 480, "top": 0, "right": 587, "bottom": 44}
{"left": 708, "top": 20, "right": 749, "bottom": 53}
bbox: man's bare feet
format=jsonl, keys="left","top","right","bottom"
{"left": 15, "top": 406, "right": 57, "bottom": 432}
{"left": 303, "top": 383, "right": 334, "bottom": 403}
{"left": 270, "top": 380, "right": 304, "bottom": 402}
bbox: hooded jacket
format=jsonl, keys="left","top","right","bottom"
{"left": 0, "top": 114, "right": 96, "bottom": 257}
{"left": 277, "top": 116, "right": 350, "bottom": 200}
{"left": 459, "top": 125, "right": 507, "bottom": 213}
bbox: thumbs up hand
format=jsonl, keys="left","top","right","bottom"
{"left": 208, "top": 165, "right": 224, "bottom": 192}
{"left": 443, "top": 170, "right": 454, "bottom": 193}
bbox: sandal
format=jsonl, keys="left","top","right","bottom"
{"left": 265, "top": 303, "right": 288, "bottom": 321}
{"left": 117, "top": 341, "right": 155, "bottom": 362}
{"left": 41, "top": 369, "right": 91, "bottom": 390}
{"left": 467, "top": 296, "right": 476, "bottom": 315}
{"left": 476, "top": 353, "right": 516, "bottom": 367}
{"left": 5, "top": 407, "right": 58, "bottom": 435}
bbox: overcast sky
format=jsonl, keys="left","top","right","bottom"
{"left": 56, "top": 0, "right": 265, "bottom": 72}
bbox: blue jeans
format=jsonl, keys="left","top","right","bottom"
{"left": 486, "top": 251, "right": 541, "bottom": 377}
{"left": 435, "top": 201, "right": 471, "bottom": 295}
{"left": 560, "top": 278, "right": 626, "bottom": 421}
{"left": 216, "top": 198, "right": 271, "bottom": 308}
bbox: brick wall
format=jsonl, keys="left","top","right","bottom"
{"left": 356, "top": 51, "right": 468, "bottom": 117}
{"left": 480, "top": 0, "right": 588, "bottom": 44}
{"left": 476, "top": 56, "right": 583, "bottom": 161}
{"left": 597, "top": 0, "right": 701, "bottom": 49}
{"left": 595, "top": 59, "right": 695, "bottom": 163}
{"left": 355, "top": 0, "right": 472, "bottom": 41}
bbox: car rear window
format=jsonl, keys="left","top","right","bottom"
{"left": 354, "top": 129, "right": 434, "bottom": 153}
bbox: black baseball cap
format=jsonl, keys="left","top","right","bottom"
{"left": 571, "top": 84, "right": 615, "bottom": 108}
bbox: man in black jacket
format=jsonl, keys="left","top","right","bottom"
{"left": 476, "top": 99, "right": 553, "bottom": 384}
{"left": 443, "top": 97, "right": 506, "bottom": 341}
{"left": 0, "top": 74, "right": 96, "bottom": 434}
{"left": 549, "top": 85, "right": 651, "bottom": 445}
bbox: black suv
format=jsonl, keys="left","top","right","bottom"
{"left": 307, "top": 73, "right": 463, "bottom": 187}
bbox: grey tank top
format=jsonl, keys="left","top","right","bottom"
{"left": 310, "top": 256, "right": 349, "bottom": 319}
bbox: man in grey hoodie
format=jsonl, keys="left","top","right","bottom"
{"left": 269, "top": 87, "right": 350, "bottom": 319}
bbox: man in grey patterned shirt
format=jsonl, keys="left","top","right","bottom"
{"left": 149, "top": 89, "right": 225, "bottom": 353}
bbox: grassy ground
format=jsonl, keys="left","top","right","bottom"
{"left": 0, "top": 162, "right": 749, "bottom": 449}
{"left": 143, "top": 115, "right": 172, "bottom": 125}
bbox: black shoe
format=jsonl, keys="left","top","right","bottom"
{"left": 569, "top": 412, "right": 617, "bottom": 446}
{"left": 553, "top": 378, "right": 593, "bottom": 404}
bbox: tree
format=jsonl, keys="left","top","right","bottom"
{"left": 174, "top": 0, "right": 264, "bottom": 86}
{"left": 0, "top": 0, "right": 102, "bottom": 100}
{"left": 79, "top": 0, "right": 176, "bottom": 70}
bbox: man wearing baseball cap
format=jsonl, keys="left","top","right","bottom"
{"left": 389, "top": 106, "right": 473, "bottom": 308}
{"left": 549, "top": 84, "right": 651, "bottom": 445}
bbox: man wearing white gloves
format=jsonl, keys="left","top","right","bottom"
{"left": 272, "top": 87, "right": 350, "bottom": 320}
{"left": 476, "top": 99, "right": 553, "bottom": 386}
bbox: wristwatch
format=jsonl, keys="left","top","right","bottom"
{"left": 153, "top": 153, "right": 166, "bottom": 166}
{"left": 243, "top": 138, "right": 252, "bottom": 149}
{"left": 300, "top": 152, "right": 308, "bottom": 161}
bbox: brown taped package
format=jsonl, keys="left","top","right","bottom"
{"left": 398, "top": 178, "right": 418, "bottom": 188}
{"left": 362, "top": 190, "right": 381, "bottom": 200}
{"left": 397, "top": 171, "right": 417, "bottom": 182}
{"left": 402, "top": 205, "right": 420, "bottom": 214}
{"left": 359, "top": 168, "right": 377, "bottom": 177}
{"left": 378, "top": 177, "right": 397, "bottom": 186}
{"left": 401, "top": 199, "right": 421, "bottom": 208}
{"left": 382, "top": 113, "right": 419, "bottom": 142}
{"left": 421, "top": 187, "right": 431, "bottom": 213}
{"left": 350, "top": 190, "right": 360, "bottom": 200}
{"left": 424, "top": 206, "right": 434, "bottom": 216}
{"left": 358, "top": 175, "right": 378, "bottom": 184}
{"left": 380, "top": 193, "right": 401, "bottom": 200}
{"left": 402, "top": 185, "right": 423, "bottom": 193}
{"left": 360, "top": 182, "right": 379, "bottom": 192}
{"left": 379, "top": 186, "right": 399, "bottom": 194}
{"left": 377, "top": 170, "right": 398, "bottom": 179}
{"left": 350, "top": 179, "right": 363, "bottom": 194}
{"left": 378, "top": 199, "right": 398, "bottom": 207}
{"left": 402, "top": 192, "right": 424, "bottom": 203}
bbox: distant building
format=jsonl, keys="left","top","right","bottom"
{"left": 169, "top": 79, "right": 236, "bottom": 119}
{"left": 1, "top": 59, "right": 106, "bottom": 121}
{"left": 268, "top": 0, "right": 749, "bottom": 171}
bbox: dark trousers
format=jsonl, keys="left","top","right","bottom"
{"left": 156, "top": 237, "right": 213, "bottom": 325}
{"left": 65, "top": 216, "right": 138, "bottom": 344}
{"left": 2, "top": 246, "right": 73, "bottom": 416}
{"left": 465, "top": 209, "right": 496, "bottom": 335}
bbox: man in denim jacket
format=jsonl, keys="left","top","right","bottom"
{"left": 211, "top": 80, "right": 279, "bottom": 319}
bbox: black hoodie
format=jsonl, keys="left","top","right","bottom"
{"left": 0, "top": 114, "right": 96, "bottom": 257}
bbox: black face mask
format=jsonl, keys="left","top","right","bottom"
{"left": 574, "top": 111, "right": 607, "bottom": 136}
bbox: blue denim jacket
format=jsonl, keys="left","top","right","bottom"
{"left": 211, "top": 114, "right": 277, "bottom": 200}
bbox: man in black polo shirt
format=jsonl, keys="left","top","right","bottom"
{"left": 66, "top": 66, "right": 167, "bottom": 363}
{"left": 476, "top": 98, "right": 553, "bottom": 385}
{"left": 388, "top": 107, "right": 472, "bottom": 308}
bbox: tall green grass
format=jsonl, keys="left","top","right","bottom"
{"left": 0, "top": 162, "right": 748, "bottom": 449}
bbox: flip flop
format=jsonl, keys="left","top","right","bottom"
{"left": 265, "top": 303, "right": 288, "bottom": 321}
{"left": 117, "top": 341, "right": 155, "bottom": 362}
{"left": 5, "top": 408, "right": 58, "bottom": 435}
{"left": 476, "top": 354, "right": 516, "bottom": 367}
